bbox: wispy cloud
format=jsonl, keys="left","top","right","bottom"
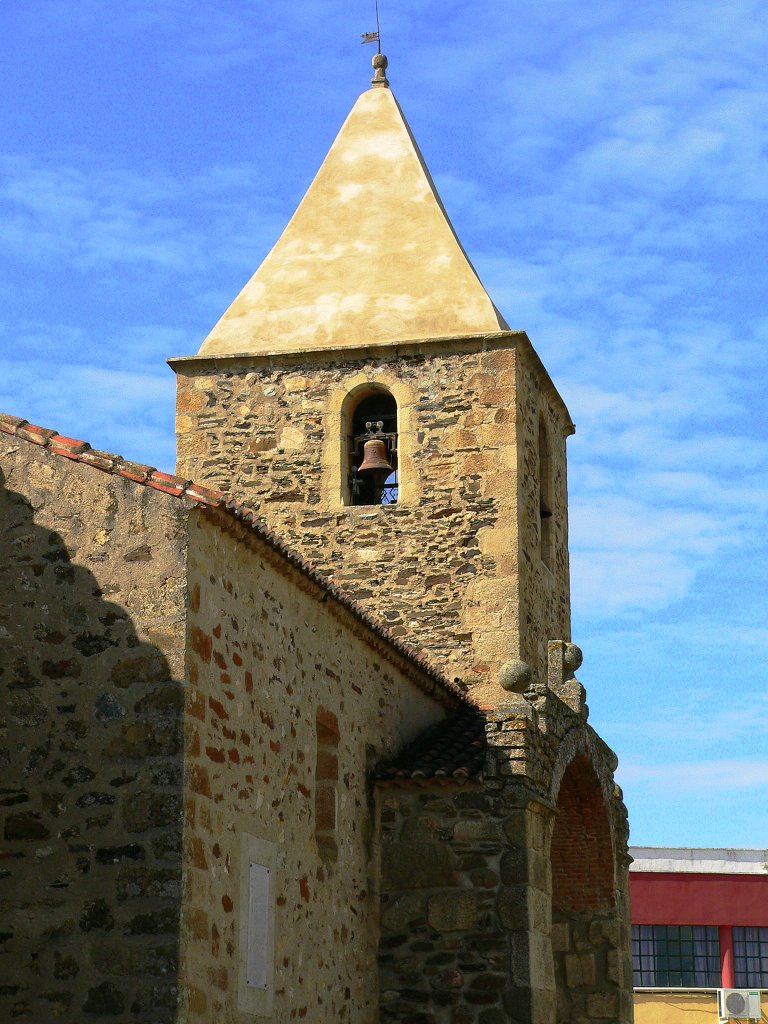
{"left": 0, "top": 357, "right": 176, "bottom": 472}
{"left": 619, "top": 758, "right": 768, "bottom": 794}
{"left": 0, "top": 156, "right": 283, "bottom": 274}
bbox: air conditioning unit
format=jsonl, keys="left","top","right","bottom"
{"left": 718, "top": 989, "right": 761, "bottom": 1021}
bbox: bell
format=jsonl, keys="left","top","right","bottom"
{"left": 358, "top": 438, "right": 393, "bottom": 482}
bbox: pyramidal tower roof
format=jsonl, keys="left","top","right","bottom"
{"left": 197, "top": 55, "right": 508, "bottom": 357}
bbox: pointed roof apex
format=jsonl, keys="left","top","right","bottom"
{"left": 198, "top": 75, "right": 508, "bottom": 358}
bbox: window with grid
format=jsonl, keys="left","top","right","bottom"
{"left": 632, "top": 925, "right": 721, "bottom": 987}
{"left": 733, "top": 927, "right": 768, "bottom": 987}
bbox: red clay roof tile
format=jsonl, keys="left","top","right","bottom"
{"left": 375, "top": 710, "right": 487, "bottom": 786}
{"left": 50, "top": 436, "right": 91, "bottom": 459}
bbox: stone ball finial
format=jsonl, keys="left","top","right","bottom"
{"left": 563, "top": 643, "right": 583, "bottom": 675}
{"left": 499, "top": 659, "right": 532, "bottom": 693}
{"left": 371, "top": 52, "right": 389, "bottom": 87}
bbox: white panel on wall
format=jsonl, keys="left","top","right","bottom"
{"left": 247, "top": 863, "right": 270, "bottom": 989}
{"left": 238, "top": 833, "right": 277, "bottom": 1017}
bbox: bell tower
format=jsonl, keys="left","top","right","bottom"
{"left": 170, "top": 56, "right": 575, "bottom": 706}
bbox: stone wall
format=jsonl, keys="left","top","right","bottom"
{"left": 378, "top": 777, "right": 538, "bottom": 1024}
{"left": 181, "top": 505, "right": 450, "bottom": 1023}
{"left": 0, "top": 435, "right": 188, "bottom": 1023}
{"left": 515, "top": 348, "right": 571, "bottom": 677}
{"left": 378, "top": 687, "right": 633, "bottom": 1024}
{"left": 173, "top": 332, "right": 573, "bottom": 706}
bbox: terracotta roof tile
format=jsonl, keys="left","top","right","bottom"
{"left": 375, "top": 710, "right": 487, "bottom": 786}
{"left": 0, "top": 411, "right": 471, "bottom": 710}
{"left": 78, "top": 449, "right": 117, "bottom": 472}
{"left": 148, "top": 470, "right": 189, "bottom": 496}
{"left": 17, "top": 424, "right": 57, "bottom": 446}
{"left": 50, "top": 435, "right": 91, "bottom": 460}
{"left": 117, "top": 460, "right": 155, "bottom": 484}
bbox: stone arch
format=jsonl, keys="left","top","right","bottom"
{"left": 322, "top": 372, "right": 419, "bottom": 507}
{"left": 548, "top": 744, "right": 626, "bottom": 1024}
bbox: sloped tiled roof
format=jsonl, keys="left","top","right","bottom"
{"left": 375, "top": 709, "right": 487, "bottom": 785}
{"left": 0, "top": 413, "right": 472, "bottom": 710}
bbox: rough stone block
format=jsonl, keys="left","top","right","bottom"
{"left": 382, "top": 892, "right": 425, "bottom": 932}
{"left": 381, "top": 842, "right": 456, "bottom": 890}
{"left": 400, "top": 815, "right": 440, "bottom": 842}
{"left": 452, "top": 819, "right": 499, "bottom": 842}
{"left": 427, "top": 891, "right": 477, "bottom": 932}
{"left": 550, "top": 921, "right": 570, "bottom": 952}
{"left": 3, "top": 812, "right": 51, "bottom": 840}
{"left": 565, "top": 953, "right": 595, "bottom": 988}
{"left": 586, "top": 991, "right": 620, "bottom": 1019}
{"left": 496, "top": 885, "right": 527, "bottom": 930}
{"left": 607, "top": 949, "right": 625, "bottom": 986}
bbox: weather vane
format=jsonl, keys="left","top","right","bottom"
{"left": 361, "top": 0, "right": 388, "bottom": 86}
{"left": 361, "top": 0, "right": 382, "bottom": 53}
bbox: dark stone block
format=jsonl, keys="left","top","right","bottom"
{"left": 83, "top": 982, "right": 125, "bottom": 1015}
{"left": 63, "top": 765, "right": 96, "bottom": 786}
{"left": 94, "top": 694, "right": 126, "bottom": 721}
{"left": 76, "top": 791, "right": 115, "bottom": 808}
{"left": 116, "top": 867, "right": 181, "bottom": 902}
{"left": 469, "top": 973, "right": 507, "bottom": 991}
{"left": 134, "top": 686, "right": 183, "bottom": 716}
{"left": 496, "top": 886, "right": 528, "bottom": 930}
{"left": 500, "top": 847, "right": 527, "bottom": 884}
{"left": 4, "top": 812, "right": 50, "bottom": 840}
{"left": 124, "top": 907, "right": 178, "bottom": 935}
{"left": 74, "top": 633, "right": 118, "bottom": 657}
{"left": 79, "top": 898, "right": 115, "bottom": 931}
{"left": 95, "top": 844, "right": 145, "bottom": 864}
{"left": 8, "top": 693, "right": 47, "bottom": 726}
{"left": 0, "top": 793, "right": 29, "bottom": 808}
{"left": 381, "top": 842, "right": 456, "bottom": 890}
{"left": 122, "top": 792, "right": 178, "bottom": 832}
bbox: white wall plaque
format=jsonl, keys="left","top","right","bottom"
{"left": 246, "top": 862, "right": 270, "bottom": 989}
{"left": 238, "top": 833, "right": 277, "bottom": 1017}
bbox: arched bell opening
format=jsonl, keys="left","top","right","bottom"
{"left": 345, "top": 388, "right": 398, "bottom": 507}
{"left": 550, "top": 755, "right": 619, "bottom": 1024}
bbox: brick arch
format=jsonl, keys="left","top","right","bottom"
{"left": 551, "top": 755, "right": 615, "bottom": 914}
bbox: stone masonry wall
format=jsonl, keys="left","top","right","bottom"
{"left": 378, "top": 690, "right": 632, "bottom": 1024}
{"left": 0, "top": 436, "right": 188, "bottom": 1023}
{"left": 378, "top": 775, "right": 540, "bottom": 1024}
{"left": 516, "top": 350, "right": 571, "bottom": 678}
{"left": 181, "top": 506, "right": 449, "bottom": 1024}
{"left": 173, "top": 333, "right": 572, "bottom": 706}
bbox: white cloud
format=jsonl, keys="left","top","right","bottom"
{"left": 0, "top": 359, "right": 176, "bottom": 472}
{"left": 0, "top": 156, "right": 283, "bottom": 274}
{"left": 619, "top": 758, "right": 768, "bottom": 794}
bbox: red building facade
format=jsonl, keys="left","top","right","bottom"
{"left": 630, "top": 848, "right": 768, "bottom": 1023}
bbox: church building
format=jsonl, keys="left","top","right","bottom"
{"left": 0, "top": 54, "right": 632, "bottom": 1024}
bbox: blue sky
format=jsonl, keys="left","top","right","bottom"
{"left": 2, "top": 0, "right": 767, "bottom": 848}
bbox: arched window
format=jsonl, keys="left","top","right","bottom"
{"left": 538, "top": 417, "right": 553, "bottom": 569}
{"left": 347, "top": 389, "right": 398, "bottom": 506}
